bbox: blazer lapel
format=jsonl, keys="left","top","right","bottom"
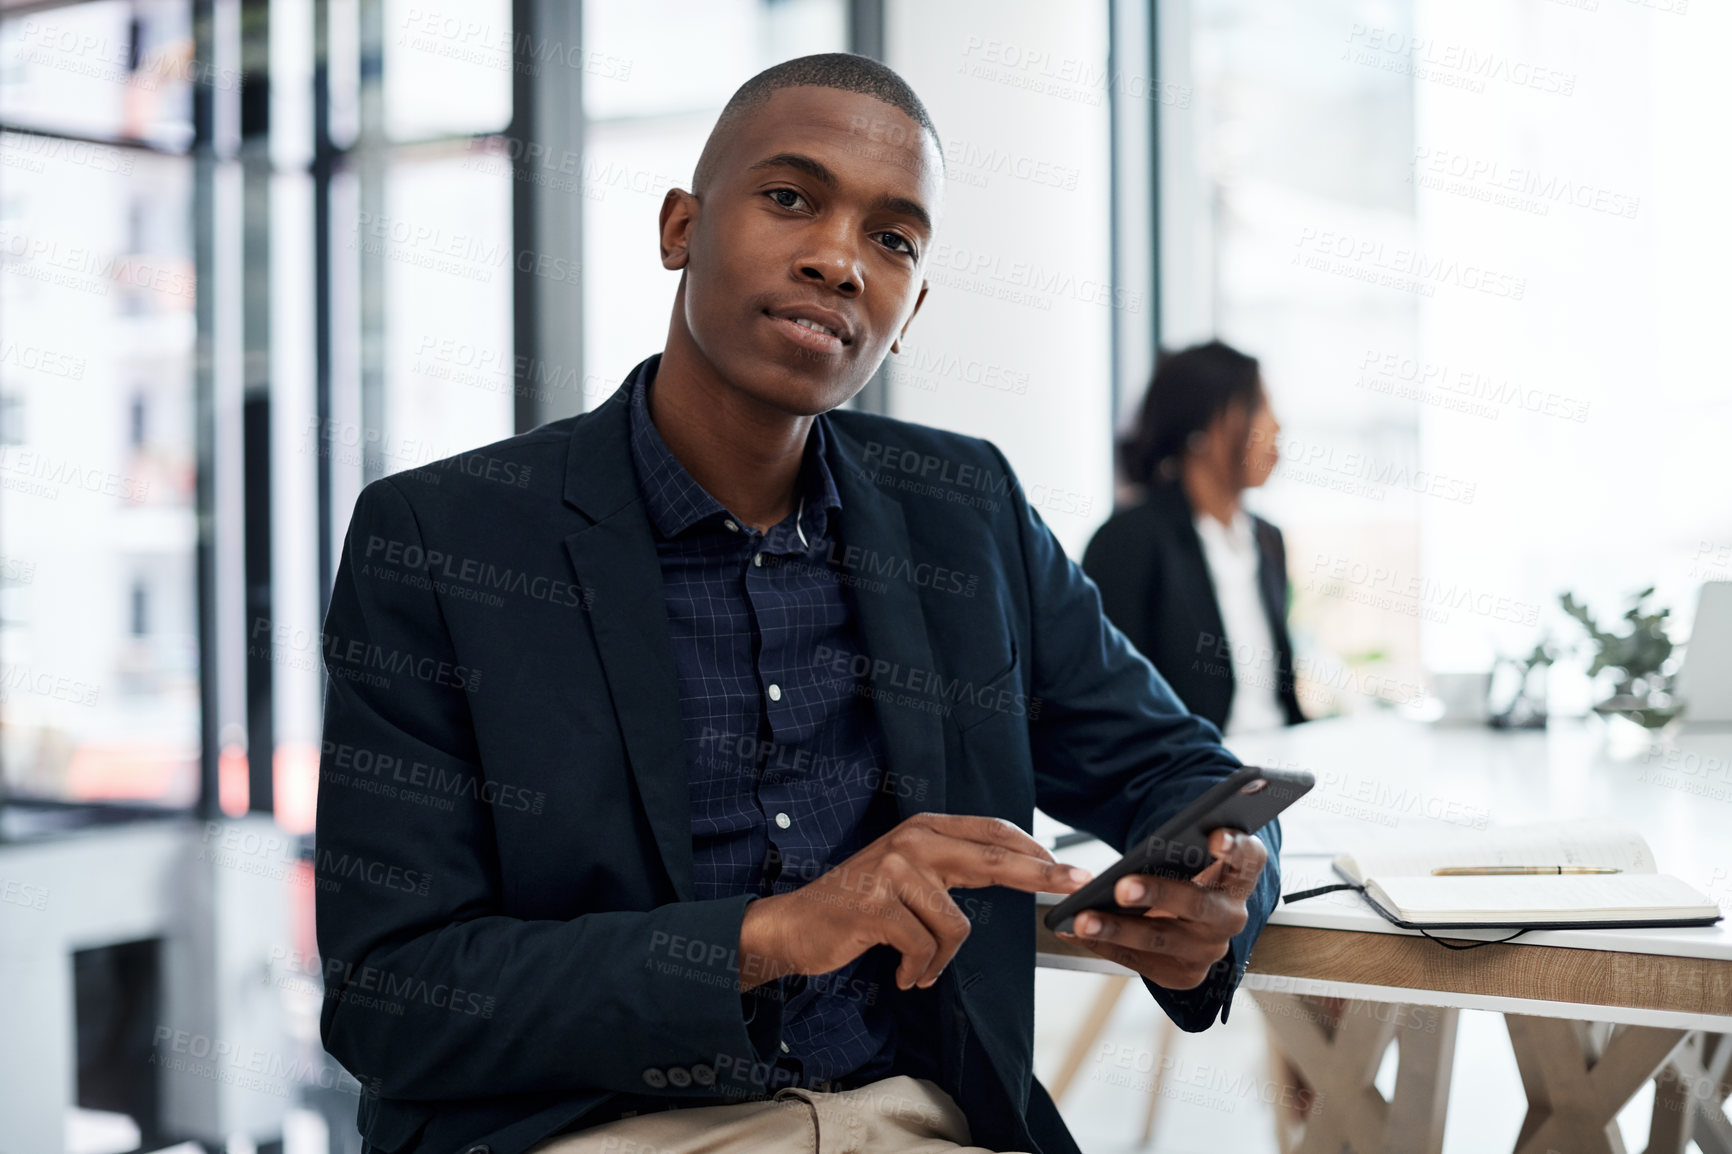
{"left": 1251, "top": 518, "right": 1286, "bottom": 630}
{"left": 560, "top": 365, "right": 694, "bottom": 901}
{"left": 558, "top": 366, "right": 953, "bottom": 891}
{"left": 826, "top": 424, "right": 946, "bottom": 822}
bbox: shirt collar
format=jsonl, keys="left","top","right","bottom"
{"left": 626, "top": 354, "right": 842, "bottom": 546}
{"left": 1194, "top": 507, "right": 1254, "bottom": 552}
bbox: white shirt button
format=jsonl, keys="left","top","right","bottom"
{"left": 767, "top": 683, "right": 782, "bottom": 702}
{"left": 752, "top": 553, "right": 763, "bottom": 567}
{"left": 723, "top": 519, "right": 739, "bottom": 533}
{"left": 775, "top": 812, "right": 791, "bottom": 829}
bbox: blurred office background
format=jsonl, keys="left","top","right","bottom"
{"left": 1, "top": 0, "right": 1727, "bottom": 1151}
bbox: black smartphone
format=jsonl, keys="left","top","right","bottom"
{"left": 1042, "top": 765, "right": 1313, "bottom": 934}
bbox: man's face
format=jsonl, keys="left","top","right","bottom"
{"left": 660, "top": 86, "right": 943, "bottom": 416}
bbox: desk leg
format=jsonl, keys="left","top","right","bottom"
{"left": 1139, "top": 1012, "right": 1179, "bottom": 1145}
{"left": 1385, "top": 1006, "right": 1458, "bottom": 1154}
{"left": 1047, "top": 974, "right": 1132, "bottom": 1105}
{"left": 1646, "top": 1032, "right": 1732, "bottom": 1154}
{"left": 1505, "top": 1015, "right": 1686, "bottom": 1154}
{"left": 1253, "top": 992, "right": 1457, "bottom": 1154}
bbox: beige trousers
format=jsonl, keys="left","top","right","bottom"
{"left": 525, "top": 1074, "right": 1031, "bottom": 1154}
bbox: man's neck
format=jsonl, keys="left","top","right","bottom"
{"left": 1180, "top": 460, "right": 1241, "bottom": 529}
{"left": 648, "top": 335, "right": 812, "bottom": 534}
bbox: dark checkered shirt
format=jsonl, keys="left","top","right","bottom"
{"left": 626, "top": 356, "right": 898, "bottom": 1088}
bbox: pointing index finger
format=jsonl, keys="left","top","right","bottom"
{"left": 915, "top": 813, "right": 1057, "bottom": 862}
{"left": 944, "top": 842, "right": 1092, "bottom": 895}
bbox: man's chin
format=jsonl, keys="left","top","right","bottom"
{"left": 734, "top": 355, "right": 870, "bottom": 417}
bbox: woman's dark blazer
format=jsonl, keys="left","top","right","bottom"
{"left": 1081, "top": 480, "right": 1305, "bottom": 732}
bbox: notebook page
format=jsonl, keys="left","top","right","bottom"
{"left": 1368, "top": 872, "right": 1718, "bottom": 923}
{"left": 1338, "top": 818, "right": 1655, "bottom": 884}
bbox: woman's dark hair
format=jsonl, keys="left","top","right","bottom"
{"left": 1118, "top": 339, "right": 1264, "bottom": 487}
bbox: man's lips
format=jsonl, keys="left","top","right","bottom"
{"left": 763, "top": 304, "right": 854, "bottom": 355}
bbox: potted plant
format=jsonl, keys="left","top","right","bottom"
{"left": 1557, "top": 586, "right": 1683, "bottom": 728}
{"left": 1487, "top": 638, "right": 1556, "bottom": 729}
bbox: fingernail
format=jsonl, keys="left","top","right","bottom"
{"left": 1068, "top": 866, "right": 1093, "bottom": 884}
{"left": 1121, "top": 878, "right": 1146, "bottom": 903}
{"left": 1076, "top": 913, "right": 1100, "bottom": 936}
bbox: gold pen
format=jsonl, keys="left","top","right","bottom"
{"left": 1430, "top": 865, "right": 1623, "bottom": 876}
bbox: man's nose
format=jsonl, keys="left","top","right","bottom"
{"left": 796, "top": 227, "right": 864, "bottom": 296}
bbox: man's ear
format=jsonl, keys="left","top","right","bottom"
{"left": 659, "top": 188, "right": 698, "bottom": 269}
{"left": 890, "top": 281, "right": 930, "bottom": 356}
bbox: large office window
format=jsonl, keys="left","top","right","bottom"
{"left": 1156, "top": 0, "right": 1421, "bottom": 718}
{"left": 0, "top": 0, "right": 522, "bottom": 825}
{"left": 0, "top": 2, "right": 202, "bottom": 809}
{"left": 374, "top": 0, "right": 514, "bottom": 463}
{"left": 270, "top": 0, "right": 520, "bottom": 832}
{"left": 1158, "top": 0, "right": 1732, "bottom": 719}
{"left": 1405, "top": 0, "right": 1731, "bottom": 700}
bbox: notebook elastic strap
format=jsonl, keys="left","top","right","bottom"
{"left": 1414, "top": 926, "right": 1532, "bottom": 950}
{"left": 1282, "top": 882, "right": 1363, "bottom": 904}
{"left": 1281, "top": 884, "right": 1535, "bottom": 950}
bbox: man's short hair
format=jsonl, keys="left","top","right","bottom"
{"left": 692, "top": 52, "right": 943, "bottom": 195}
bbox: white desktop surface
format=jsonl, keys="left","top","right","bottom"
{"left": 1229, "top": 714, "right": 1732, "bottom": 962}
{"left": 1037, "top": 713, "right": 1732, "bottom": 1030}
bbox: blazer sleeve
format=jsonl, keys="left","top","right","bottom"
{"left": 315, "top": 478, "right": 780, "bottom": 1101}
{"left": 990, "top": 448, "right": 1281, "bottom": 1031}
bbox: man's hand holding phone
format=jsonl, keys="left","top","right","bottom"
{"left": 1056, "top": 828, "right": 1268, "bottom": 990}
{"left": 737, "top": 812, "right": 1092, "bottom": 992}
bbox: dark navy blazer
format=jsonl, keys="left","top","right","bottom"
{"left": 314, "top": 364, "right": 1282, "bottom": 1154}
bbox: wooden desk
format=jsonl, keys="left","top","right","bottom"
{"left": 1035, "top": 715, "right": 1732, "bottom": 1154}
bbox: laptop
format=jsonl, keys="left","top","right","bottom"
{"left": 1676, "top": 581, "right": 1732, "bottom": 725}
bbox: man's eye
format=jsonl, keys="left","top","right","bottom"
{"left": 767, "top": 188, "right": 807, "bottom": 210}
{"left": 877, "top": 232, "right": 915, "bottom": 257}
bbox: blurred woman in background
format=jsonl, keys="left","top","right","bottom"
{"left": 1082, "top": 340, "right": 1306, "bottom": 735}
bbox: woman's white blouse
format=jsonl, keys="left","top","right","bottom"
{"left": 1192, "top": 509, "right": 1288, "bottom": 736}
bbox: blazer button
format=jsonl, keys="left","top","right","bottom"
{"left": 691, "top": 1063, "right": 716, "bottom": 1086}
{"left": 461, "top": 1146, "right": 492, "bottom": 1154}
{"left": 642, "top": 1068, "right": 668, "bottom": 1089}
{"left": 667, "top": 1066, "right": 692, "bottom": 1088}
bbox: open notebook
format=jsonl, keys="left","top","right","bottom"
{"left": 1328, "top": 819, "right": 1722, "bottom": 930}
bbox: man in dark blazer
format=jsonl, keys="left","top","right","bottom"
{"left": 315, "top": 55, "right": 1279, "bottom": 1154}
{"left": 1082, "top": 480, "right": 1306, "bottom": 733}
